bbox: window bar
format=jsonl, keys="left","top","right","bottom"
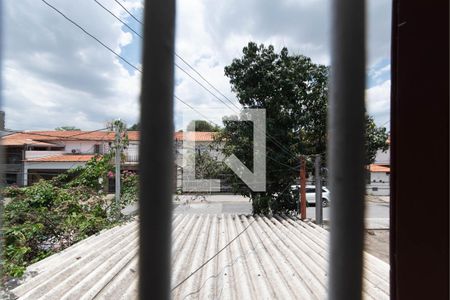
{"left": 138, "top": 0, "right": 175, "bottom": 299}
{"left": 328, "top": 0, "right": 366, "bottom": 299}
{"left": 0, "top": 0, "right": 3, "bottom": 275}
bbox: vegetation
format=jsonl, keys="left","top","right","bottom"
{"left": 1, "top": 120, "right": 137, "bottom": 281}
{"left": 128, "top": 123, "right": 140, "bottom": 130}
{"left": 121, "top": 170, "right": 139, "bottom": 205}
{"left": 187, "top": 120, "right": 221, "bottom": 132}
{"left": 219, "top": 42, "right": 389, "bottom": 213}
{"left": 54, "top": 126, "right": 80, "bottom": 131}
{"left": 1, "top": 155, "right": 126, "bottom": 280}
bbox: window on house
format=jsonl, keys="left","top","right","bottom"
{"left": 94, "top": 144, "right": 101, "bottom": 154}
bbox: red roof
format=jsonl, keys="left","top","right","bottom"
{"left": 174, "top": 131, "right": 216, "bottom": 142}
{"left": 1, "top": 131, "right": 140, "bottom": 146}
{"left": 369, "top": 164, "right": 390, "bottom": 173}
{"left": 26, "top": 154, "right": 96, "bottom": 162}
{"left": 1, "top": 136, "right": 62, "bottom": 147}
{"left": 1, "top": 130, "right": 217, "bottom": 146}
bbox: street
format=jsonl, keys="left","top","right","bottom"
{"left": 172, "top": 194, "right": 390, "bottom": 229}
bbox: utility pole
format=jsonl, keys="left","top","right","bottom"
{"left": 114, "top": 121, "right": 121, "bottom": 205}
{"left": 315, "top": 154, "right": 323, "bottom": 226}
{"left": 300, "top": 155, "right": 307, "bottom": 219}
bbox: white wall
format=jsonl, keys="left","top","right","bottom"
{"left": 63, "top": 141, "right": 107, "bottom": 154}
{"left": 125, "top": 142, "right": 139, "bottom": 161}
{"left": 366, "top": 172, "right": 390, "bottom": 196}
{"left": 25, "top": 150, "right": 65, "bottom": 159}
{"left": 23, "top": 161, "right": 87, "bottom": 185}
{"left": 127, "top": 142, "right": 139, "bottom": 155}
{"left": 374, "top": 148, "right": 390, "bottom": 165}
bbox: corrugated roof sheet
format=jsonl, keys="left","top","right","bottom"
{"left": 9, "top": 215, "right": 389, "bottom": 299}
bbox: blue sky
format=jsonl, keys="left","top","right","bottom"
{"left": 2, "top": 0, "right": 391, "bottom": 131}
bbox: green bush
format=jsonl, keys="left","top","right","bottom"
{"left": 1, "top": 155, "right": 123, "bottom": 282}
{"left": 3, "top": 185, "right": 25, "bottom": 198}
{"left": 120, "top": 171, "right": 139, "bottom": 206}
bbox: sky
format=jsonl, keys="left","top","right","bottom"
{"left": 1, "top": 0, "right": 391, "bottom": 131}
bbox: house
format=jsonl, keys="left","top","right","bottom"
{"left": 1, "top": 131, "right": 140, "bottom": 186}
{"left": 1, "top": 130, "right": 218, "bottom": 188}
{"left": 366, "top": 138, "right": 390, "bottom": 196}
{"left": 366, "top": 163, "right": 390, "bottom": 196}
{"left": 173, "top": 130, "right": 220, "bottom": 191}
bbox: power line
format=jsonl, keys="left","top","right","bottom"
{"left": 61, "top": 127, "right": 110, "bottom": 137}
{"left": 108, "top": 0, "right": 232, "bottom": 104}
{"left": 112, "top": 0, "right": 142, "bottom": 24}
{"left": 95, "top": 0, "right": 238, "bottom": 112}
{"left": 174, "top": 54, "right": 241, "bottom": 111}
{"left": 41, "top": 0, "right": 308, "bottom": 169}
{"left": 41, "top": 0, "right": 141, "bottom": 73}
{"left": 380, "top": 119, "right": 390, "bottom": 127}
{"left": 94, "top": 0, "right": 142, "bottom": 38}
{"left": 175, "top": 65, "right": 237, "bottom": 112}
{"left": 100, "top": 0, "right": 298, "bottom": 159}
{"left": 174, "top": 95, "right": 219, "bottom": 127}
{"left": 175, "top": 96, "right": 300, "bottom": 171}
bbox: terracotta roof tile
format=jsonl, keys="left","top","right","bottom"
{"left": 369, "top": 164, "right": 390, "bottom": 173}
{"left": 26, "top": 154, "right": 96, "bottom": 162}
{"left": 2, "top": 130, "right": 216, "bottom": 146}
{"left": 174, "top": 131, "right": 216, "bottom": 142}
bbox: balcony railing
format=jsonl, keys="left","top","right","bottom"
{"left": 25, "top": 150, "right": 65, "bottom": 160}
{"left": 124, "top": 153, "right": 139, "bottom": 163}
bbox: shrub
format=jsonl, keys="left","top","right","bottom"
{"left": 1, "top": 155, "right": 123, "bottom": 281}
{"left": 121, "top": 171, "right": 139, "bottom": 206}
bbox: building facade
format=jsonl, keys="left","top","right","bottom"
{"left": 1, "top": 131, "right": 139, "bottom": 186}
{"left": 1, "top": 130, "right": 217, "bottom": 188}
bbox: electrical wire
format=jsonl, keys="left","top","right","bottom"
{"left": 94, "top": 0, "right": 143, "bottom": 38}
{"left": 41, "top": 0, "right": 141, "bottom": 73}
{"left": 40, "top": 0, "right": 316, "bottom": 170}
{"left": 380, "top": 119, "right": 390, "bottom": 127}
{"left": 95, "top": 0, "right": 237, "bottom": 112}
{"left": 175, "top": 96, "right": 300, "bottom": 170}
{"left": 108, "top": 0, "right": 240, "bottom": 111}
{"left": 171, "top": 218, "right": 256, "bottom": 292}
{"left": 112, "top": 0, "right": 142, "bottom": 24}
{"left": 97, "top": 0, "right": 300, "bottom": 159}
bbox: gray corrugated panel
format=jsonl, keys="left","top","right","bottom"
{"left": 9, "top": 215, "right": 389, "bottom": 299}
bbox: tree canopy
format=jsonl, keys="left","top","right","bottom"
{"left": 128, "top": 123, "right": 140, "bottom": 131}
{"left": 55, "top": 126, "right": 80, "bottom": 131}
{"left": 187, "top": 120, "right": 220, "bottom": 132}
{"left": 219, "top": 42, "right": 389, "bottom": 213}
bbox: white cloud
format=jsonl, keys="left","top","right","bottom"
{"left": 370, "top": 64, "right": 391, "bottom": 80}
{"left": 2, "top": 0, "right": 392, "bottom": 130}
{"left": 3, "top": 0, "right": 142, "bottom": 130}
{"left": 173, "top": 0, "right": 392, "bottom": 129}
{"left": 366, "top": 80, "right": 390, "bottom": 127}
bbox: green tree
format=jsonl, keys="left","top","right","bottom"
{"left": 220, "top": 42, "right": 388, "bottom": 213}
{"left": 365, "top": 115, "right": 389, "bottom": 164}
{"left": 55, "top": 126, "right": 80, "bottom": 131}
{"left": 128, "top": 123, "right": 140, "bottom": 130}
{"left": 187, "top": 120, "right": 220, "bottom": 132}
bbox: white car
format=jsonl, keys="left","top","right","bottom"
{"left": 291, "top": 185, "right": 330, "bottom": 207}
